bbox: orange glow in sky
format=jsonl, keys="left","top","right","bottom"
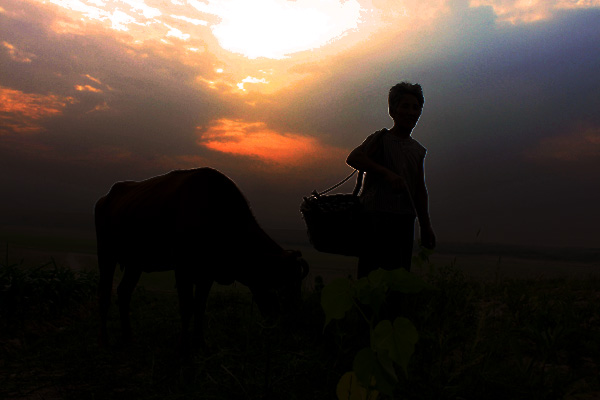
{"left": 0, "top": 86, "right": 76, "bottom": 134}
{"left": 530, "top": 126, "right": 600, "bottom": 162}
{"left": 198, "top": 118, "right": 346, "bottom": 167}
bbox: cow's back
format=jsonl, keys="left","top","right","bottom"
{"left": 95, "top": 168, "right": 257, "bottom": 269}
{"left": 100, "top": 168, "right": 247, "bottom": 221}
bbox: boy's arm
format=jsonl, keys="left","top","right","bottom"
{"left": 414, "top": 160, "right": 436, "bottom": 249}
{"left": 346, "top": 135, "right": 405, "bottom": 192}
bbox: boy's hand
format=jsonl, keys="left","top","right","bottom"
{"left": 420, "top": 225, "right": 436, "bottom": 249}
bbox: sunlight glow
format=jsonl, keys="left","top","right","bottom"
{"left": 237, "top": 76, "right": 269, "bottom": 91}
{"left": 170, "top": 14, "right": 208, "bottom": 26}
{"left": 207, "top": 0, "right": 363, "bottom": 59}
{"left": 41, "top": 0, "right": 363, "bottom": 59}
{"left": 38, "top": 0, "right": 599, "bottom": 64}
{"left": 120, "top": 0, "right": 161, "bottom": 19}
{"left": 165, "top": 25, "right": 190, "bottom": 41}
{"left": 110, "top": 9, "right": 138, "bottom": 31}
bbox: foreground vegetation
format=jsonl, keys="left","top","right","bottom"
{"left": 1, "top": 252, "right": 599, "bottom": 399}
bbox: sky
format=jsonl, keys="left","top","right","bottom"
{"left": 0, "top": 0, "right": 599, "bottom": 248}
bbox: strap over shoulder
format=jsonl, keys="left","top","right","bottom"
{"left": 311, "top": 129, "right": 387, "bottom": 198}
{"left": 352, "top": 129, "right": 387, "bottom": 196}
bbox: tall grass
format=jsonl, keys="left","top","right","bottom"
{"left": 1, "top": 253, "right": 599, "bottom": 399}
{"left": 0, "top": 246, "right": 98, "bottom": 336}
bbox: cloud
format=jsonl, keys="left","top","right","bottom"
{"left": 32, "top": 0, "right": 364, "bottom": 60}
{"left": 469, "top": 0, "right": 600, "bottom": 23}
{"left": 196, "top": 118, "right": 348, "bottom": 169}
{"left": 237, "top": 76, "right": 269, "bottom": 91}
{"left": 1, "top": 41, "right": 36, "bottom": 62}
{"left": 0, "top": 86, "right": 76, "bottom": 134}
{"left": 75, "top": 84, "right": 102, "bottom": 93}
{"left": 86, "top": 101, "right": 109, "bottom": 113}
{"left": 165, "top": 24, "right": 190, "bottom": 41}
{"left": 83, "top": 74, "right": 102, "bottom": 85}
{"left": 120, "top": 0, "right": 161, "bottom": 19}
{"left": 170, "top": 14, "right": 208, "bottom": 26}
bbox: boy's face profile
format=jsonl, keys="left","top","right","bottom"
{"left": 390, "top": 94, "right": 422, "bottom": 132}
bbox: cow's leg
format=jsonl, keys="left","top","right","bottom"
{"left": 116, "top": 266, "right": 142, "bottom": 344}
{"left": 193, "top": 278, "right": 213, "bottom": 346}
{"left": 98, "top": 255, "right": 117, "bottom": 347}
{"left": 175, "top": 268, "right": 194, "bottom": 350}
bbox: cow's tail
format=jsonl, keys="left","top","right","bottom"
{"left": 95, "top": 197, "right": 117, "bottom": 347}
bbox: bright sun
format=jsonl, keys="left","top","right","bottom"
{"left": 39, "top": 0, "right": 363, "bottom": 59}
{"left": 198, "top": 0, "right": 363, "bottom": 59}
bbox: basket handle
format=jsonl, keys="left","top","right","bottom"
{"left": 352, "top": 171, "right": 364, "bottom": 196}
{"left": 314, "top": 170, "right": 359, "bottom": 197}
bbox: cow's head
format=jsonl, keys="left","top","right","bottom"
{"left": 248, "top": 250, "right": 309, "bottom": 319}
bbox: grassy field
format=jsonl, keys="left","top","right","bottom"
{"left": 1, "top": 229, "right": 600, "bottom": 399}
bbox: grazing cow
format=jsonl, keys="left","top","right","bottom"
{"left": 95, "top": 167, "right": 309, "bottom": 347}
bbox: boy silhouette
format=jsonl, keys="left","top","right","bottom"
{"left": 347, "top": 82, "right": 435, "bottom": 278}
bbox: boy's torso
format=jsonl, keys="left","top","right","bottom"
{"left": 361, "top": 129, "right": 426, "bottom": 215}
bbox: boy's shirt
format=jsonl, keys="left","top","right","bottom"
{"left": 359, "top": 129, "right": 427, "bottom": 215}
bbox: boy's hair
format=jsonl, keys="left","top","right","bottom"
{"left": 388, "top": 82, "right": 425, "bottom": 113}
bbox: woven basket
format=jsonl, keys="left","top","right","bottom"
{"left": 300, "top": 193, "right": 363, "bottom": 257}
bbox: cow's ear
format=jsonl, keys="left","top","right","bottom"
{"left": 299, "top": 258, "right": 309, "bottom": 280}
{"left": 282, "top": 249, "right": 302, "bottom": 259}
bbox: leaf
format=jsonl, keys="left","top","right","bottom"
{"left": 353, "top": 277, "right": 371, "bottom": 303}
{"left": 354, "top": 278, "right": 386, "bottom": 314}
{"left": 412, "top": 246, "right": 435, "bottom": 268}
{"left": 321, "top": 278, "right": 354, "bottom": 327}
{"left": 336, "top": 371, "right": 379, "bottom": 400}
{"left": 366, "top": 268, "right": 390, "bottom": 289}
{"left": 371, "top": 317, "right": 419, "bottom": 375}
{"left": 353, "top": 348, "right": 379, "bottom": 388}
{"left": 387, "top": 268, "right": 432, "bottom": 293}
{"left": 392, "top": 317, "right": 419, "bottom": 372}
{"left": 376, "top": 350, "right": 398, "bottom": 384}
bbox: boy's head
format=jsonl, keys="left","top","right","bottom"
{"left": 388, "top": 82, "right": 424, "bottom": 115}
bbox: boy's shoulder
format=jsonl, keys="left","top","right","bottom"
{"left": 408, "top": 136, "right": 426, "bottom": 149}
{"left": 406, "top": 136, "right": 427, "bottom": 157}
{"left": 361, "top": 128, "right": 388, "bottom": 148}
{"left": 367, "top": 128, "right": 388, "bottom": 140}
